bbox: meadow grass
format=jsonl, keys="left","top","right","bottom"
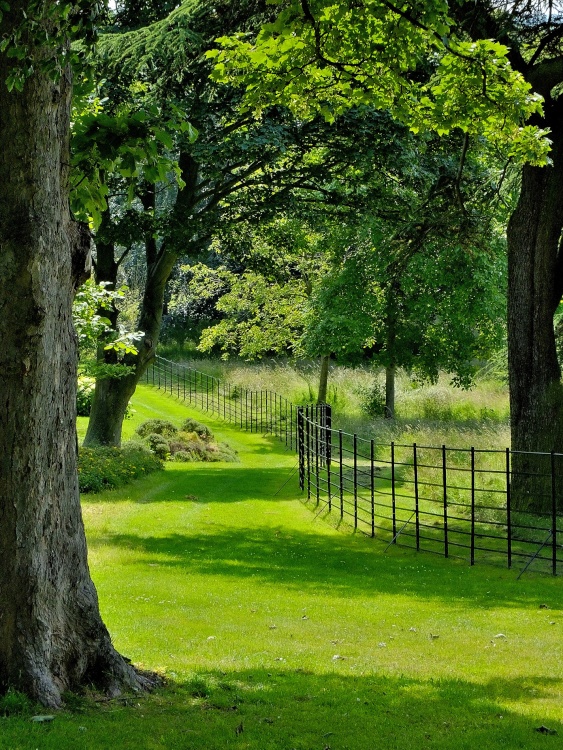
{"left": 164, "top": 353, "right": 511, "bottom": 449}
{"left": 5, "top": 385, "right": 561, "bottom": 749}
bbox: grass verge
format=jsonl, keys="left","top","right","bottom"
{"left": 3, "top": 385, "right": 561, "bottom": 749}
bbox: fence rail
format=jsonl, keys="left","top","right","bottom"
{"left": 143, "top": 356, "right": 563, "bottom": 576}
{"left": 143, "top": 355, "right": 305, "bottom": 450}
{"left": 297, "top": 406, "right": 563, "bottom": 576}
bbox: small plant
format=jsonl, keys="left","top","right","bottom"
{"left": 77, "top": 376, "right": 95, "bottom": 417}
{"left": 181, "top": 418, "right": 214, "bottom": 441}
{"left": 145, "top": 433, "right": 171, "bottom": 460}
{"left": 0, "top": 688, "right": 33, "bottom": 717}
{"left": 173, "top": 450, "right": 194, "bottom": 462}
{"left": 358, "top": 381, "right": 386, "bottom": 418}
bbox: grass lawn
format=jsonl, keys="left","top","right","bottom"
{"left": 3, "top": 385, "right": 562, "bottom": 749}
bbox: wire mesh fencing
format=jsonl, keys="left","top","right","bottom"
{"left": 297, "top": 405, "right": 563, "bottom": 577}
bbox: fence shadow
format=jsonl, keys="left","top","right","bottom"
{"left": 90, "top": 524, "right": 562, "bottom": 609}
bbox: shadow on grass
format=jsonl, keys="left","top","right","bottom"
{"left": 157, "top": 670, "right": 562, "bottom": 750}
{"left": 84, "top": 465, "right": 300, "bottom": 504}
{"left": 1, "top": 669, "right": 559, "bottom": 750}
{"left": 89, "top": 521, "right": 561, "bottom": 609}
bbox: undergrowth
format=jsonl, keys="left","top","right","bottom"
{"left": 78, "top": 445, "right": 163, "bottom": 493}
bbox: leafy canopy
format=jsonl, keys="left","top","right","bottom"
{"left": 209, "top": 0, "right": 550, "bottom": 164}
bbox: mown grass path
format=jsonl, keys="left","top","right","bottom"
{"left": 3, "top": 385, "right": 563, "bottom": 749}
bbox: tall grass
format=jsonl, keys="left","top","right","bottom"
{"left": 164, "top": 352, "right": 511, "bottom": 450}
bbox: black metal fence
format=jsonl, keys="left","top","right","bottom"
{"left": 143, "top": 356, "right": 304, "bottom": 449}
{"left": 297, "top": 405, "right": 563, "bottom": 576}
{"left": 142, "top": 356, "right": 563, "bottom": 576}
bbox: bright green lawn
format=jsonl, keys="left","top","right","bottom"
{"left": 3, "top": 385, "right": 562, "bottom": 749}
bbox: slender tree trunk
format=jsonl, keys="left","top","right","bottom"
{"left": 0, "top": 6, "right": 148, "bottom": 706}
{"left": 507, "top": 102, "right": 563, "bottom": 511}
{"left": 384, "top": 282, "right": 398, "bottom": 419}
{"left": 385, "top": 364, "right": 396, "bottom": 419}
{"left": 317, "top": 355, "right": 330, "bottom": 403}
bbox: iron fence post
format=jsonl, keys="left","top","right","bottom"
{"left": 353, "top": 433, "right": 358, "bottom": 530}
{"left": 339, "top": 429, "right": 344, "bottom": 520}
{"left": 442, "top": 444, "right": 448, "bottom": 558}
{"left": 298, "top": 407, "right": 305, "bottom": 490}
{"left": 506, "top": 448, "right": 512, "bottom": 569}
{"left": 370, "top": 439, "right": 375, "bottom": 538}
{"left": 414, "top": 443, "right": 419, "bottom": 551}
{"left": 391, "top": 442, "right": 396, "bottom": 542}
{"left": 471, "top": 446, "right": 475, "bottom": 566}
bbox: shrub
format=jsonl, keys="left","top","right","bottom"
{"left": 145, "top": 433, "right": 171, "bottom": 459}
{"left": 173, "top": 450, "right": 194, "bottom": 462}
{"left": 77, "top": 377, "right": 95, "bottom": 417}
{"left": 359, "top": 381, "right": 386, "bottom": 418}
{"left": 136, "top": 419, "right": 178, "bottom": 439}
{"left": 78, "top": 445, "right": 163, "bottom": 493}
{"left": 210, "top": 442, "right": 239, "bottom": 463}
{"left": 181, "top": 418, "right": 214, "bottom": 441}
{"left": 134, "top": 417, "right": 238, "bottom": 463}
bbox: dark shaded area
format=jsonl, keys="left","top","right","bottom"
{"left": 89, "top": 517, "right": 562, "bottom": 610}
{"left": 1, "top": 669, "right": 561, "bottom": 749}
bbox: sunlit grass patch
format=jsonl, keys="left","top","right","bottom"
{"left": 7, "top": 384, "right": 558, "bottom": 750}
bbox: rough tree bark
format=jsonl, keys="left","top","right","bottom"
{"left": 0, "top": 4, "right": 150, "bottom": 706}
{"left": 507, "top": 99, "right": 563, "bottom": 511}
{"left": 84, "top": 154, "right": 200, "bottom": 446}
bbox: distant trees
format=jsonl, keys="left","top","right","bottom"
{"left": 192, "top": 131, "right": 507, "bottom": 414}
{"left": 82, "top": 0, "right": 420, "bottom": 445}
{"left": 212, "top": 0, "right": 563, "bottom": 507}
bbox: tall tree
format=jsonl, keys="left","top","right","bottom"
{"left": 0, "top": 1, "right": 150, "bottom": 705}
{"left": 211, "top": 0, "right": 562, "bottom": 506}
{"left": 82, "top": 0, "right": 407, "bottom": 446}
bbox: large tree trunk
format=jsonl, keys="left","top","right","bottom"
{"left": 507, "top": 102, "right": 563, "bottom": 511}
{"left": 85, "top": 157, "right": 199, "bottom": 447}
{"left": 0, "top": 6, "right": 148, "bottom": 706}
{"left": 85, "top": 244, "right": 179, "bottom": 446}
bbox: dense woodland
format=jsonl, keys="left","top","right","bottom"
{"left": 1, "top": 0, "right": 563, "bottom": 711}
